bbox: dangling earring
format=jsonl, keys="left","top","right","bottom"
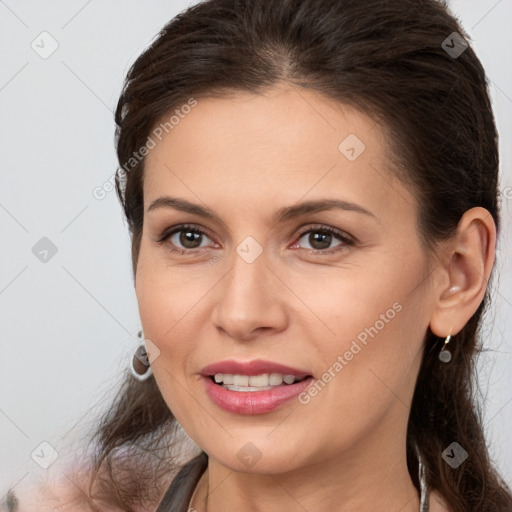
{"left": 130, "top": 330, "right": 153, "bottom": 381}
{"left": 438, "top": 334, "right": 452, "bottom": 363}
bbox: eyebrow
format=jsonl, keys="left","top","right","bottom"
{"left": 147, "top": 196, "right": 377, "bottom": 224}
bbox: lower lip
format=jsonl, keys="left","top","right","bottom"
{"left": 202, "top": 376, "right": 314, "bottom": 414}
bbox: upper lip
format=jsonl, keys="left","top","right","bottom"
{"left": 200, "top": 359, "right": 312, "bottom": 379}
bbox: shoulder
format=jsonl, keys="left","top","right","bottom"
{"left": 1, "top": 437, "right": 200, "bottom": 512}
{"left": 0, "top": 478, "right": 91, "bottom": 512}
{"left": 0, "top": 458, "right": 124, "bottom": 512}
{"left": 0, "top": 469, "right": 115, "bottom": 512}
{"left": 1, "top": 447, "right": 185, "bottom": 512}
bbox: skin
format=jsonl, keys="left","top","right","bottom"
{"left": 135, "top": 82, "right": 495, "bottom": 512}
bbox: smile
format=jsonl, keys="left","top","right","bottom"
{"left": 200, "top": 359, "right": 314, "bottom": 414}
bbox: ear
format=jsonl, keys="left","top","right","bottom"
{"left": 429, "top": 207, "right": 496, "bottom": 338}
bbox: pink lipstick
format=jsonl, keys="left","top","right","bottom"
{"left": 200, "top": 359, "right": 314, "bottom": 414}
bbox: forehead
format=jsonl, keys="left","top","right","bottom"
{"left": 143, "top": 84, "right": 415, "bottom": 222}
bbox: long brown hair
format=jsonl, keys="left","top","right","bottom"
{"left": 80, "top": 1, "right": 512, "bottom": 510}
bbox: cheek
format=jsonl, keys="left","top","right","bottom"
{"left": 135, "top": 264, "right": 200, "bottom": 421}
{"left": 134, "top": 247, "right": 218, "bottom": 393}
{"left": 295, "top": 251, "right": 429, "bottom": 398}
{"left": 135, "top": 252, "right": 188, "bottom": 371}
{"left": 291, "top": 258, "right": 416, "bottom": 346}
{"left": 135, "top": 242, "right": 207, "bottom": 337}
{"left": 286, "top": 294, "right": 425, "bottom": 457}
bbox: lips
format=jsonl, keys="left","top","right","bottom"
{"left": 200, "top": 359, "right": 314, "bottom": 414}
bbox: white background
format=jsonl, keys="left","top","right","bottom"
{"left": 1, "top": 0, "right": 511, "bottom": 495}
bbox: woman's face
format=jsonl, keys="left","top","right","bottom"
{"left": 136, "top": 83, "right": 435, "bottom": 473}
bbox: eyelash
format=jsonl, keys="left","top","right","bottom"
{"left": 156, "top": 223, "right": 355, "bottom": 256}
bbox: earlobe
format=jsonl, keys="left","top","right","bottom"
{"left": 429, "top": 207, "right": 496, "bottom": 339}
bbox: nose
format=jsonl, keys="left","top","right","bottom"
{"left": 211, "top": 247, "right": 288, "bottom": 342}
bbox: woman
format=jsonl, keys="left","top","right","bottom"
{"left": 3, "top": 0, "right": 511, "bottom": 511}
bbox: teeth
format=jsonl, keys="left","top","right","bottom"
{"left": 269, "top": 373, "right": 283, "bottom": 385}
{"left": 233, "top": 375, "right": 249, "bottom": 386}
{"left": 222, "top": 374, "right": 234, "bottom": 385}
{"left": 249, "top": 374, "right": 269, "bottom": 386}
{"left": 212, "top": 372, "right": 302, "bottom": 387}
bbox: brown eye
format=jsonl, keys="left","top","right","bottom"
{"left": 304, "top": 231, "right": 338, "bottom": 250}
{"left": 293, "top": 226, "right": 354, "bottom": 253}
{"left": 176, "top": 230, "right": 204, "bottom": 249}
{"left": 158, "top": 224, "right": 214, "bottom": 253}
